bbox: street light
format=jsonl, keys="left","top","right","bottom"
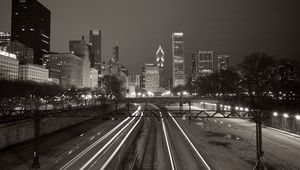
{"left": 273, "top": 112, "right": 278, "bottom": 117}
{"left": 283, "top": 113, "right": 289, "bottom": 118}
{"left": 295, "top": 115, "right": 300, "bottom": 120}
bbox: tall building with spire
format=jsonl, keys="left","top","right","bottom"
{"left": 11, "top": 0, "right": 50, "bottom": 65}
{"left": 156, "top": 45, "right": 164, "bottom": 68}
{"left": 89, "top": 30, "right": 101, "bottom": 71}
{"left": 156, "top": 45, "right": 165, "bottom": 87}
{"left": 172, "top": 32, "right": 185, "bottom": 87}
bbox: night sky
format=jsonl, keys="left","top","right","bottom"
{"left": 0, "top": 0, "right": 300, "bottom": 76}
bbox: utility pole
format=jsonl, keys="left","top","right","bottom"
{"left": 32, "top": 110, "right": 40, "bottom": 169}
{"left": 115, "top": 100, "right": 118, "bottom": 114}
{"left": 254, "top": 111, "right": 264, "bottom": 170}
{"left": 179, "top": 92, "right": 183, "bottom": 115}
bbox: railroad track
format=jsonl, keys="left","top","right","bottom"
{"left": 140, "top": 114, "right": 157, "bottom": 170}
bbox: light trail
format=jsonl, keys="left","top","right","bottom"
{"left": 167, "top": 111, "right": 211, "bottom": 170}
{"left": 79, "top": 110, "right": 141, "bottom": 170}
{"left": 100, "top": 112, "right": 143, "bottom": 170}
{"left": 59, "top": 106, "right": 141, "bottom": 170}
{"left": 161, "top": 112, "right": 175, "bottom": 170}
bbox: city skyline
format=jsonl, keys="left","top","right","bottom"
{"left": 1, "top": 0, "right": 300, "bottom": 76}
{"left": 0, "top": 1, "right": 300, "bottom": 169}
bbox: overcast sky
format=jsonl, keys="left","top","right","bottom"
{"left": 1, "top": 0, "right": 300, "bottom": 76}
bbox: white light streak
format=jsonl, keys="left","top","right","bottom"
{"left": 167, "top": 112, "right": 211, "bottom": 170}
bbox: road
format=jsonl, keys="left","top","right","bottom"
{"left": 167, "top": 104, "right": 300, "bottom": 170}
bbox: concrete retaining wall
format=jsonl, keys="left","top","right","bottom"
{"left": 266, "top": 116, "right": 300, "bottom": 135}
{"left": 191, "top": 101, "right": 300, "bottom": 135}
{"left": 0, "top": 117, "right": 90, "bottom": 149}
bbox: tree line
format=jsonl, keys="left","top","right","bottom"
{"left": 173, "top": 53, "right": 300, "bottom": 109}
{"left": 0, "top": 74, "right": 125, "bottom": 113}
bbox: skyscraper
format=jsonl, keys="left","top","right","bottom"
{"left": 140, "top": 67, "right": 145, "bottom": 90}
{"left": 156, "top": 45, "right": 164, "bottom": 68}
{"left": 217, "top": 54, "right": 229, "bottom": 72}
{"left": 144, "top": 63, "right": 160, "bottom": 93}
{"left": 197, "top": 51, "right": 214, "bottom": 77}
{"left": 172, "top": 32, "right": 185, "bottom": 87}
{"left": 43, "top": 53, "right": 82, "bottom": 88}
{"left": 191, "top": 53, "right": 197, "bottom": 82}
{"left": 89, "top": 30, "right": 101, "bottom": 71}
{"left": 11, "top": 0, "right": 50, "bottom": 65}
{"left": 69, "top": 36, "right": 91, "bottom": 87}
{"left": 156, "top": 45, "right": 165, "bottom": 87}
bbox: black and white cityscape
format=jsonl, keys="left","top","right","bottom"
{"left": 0, "top": 0, "right": 300, "bottom": 170}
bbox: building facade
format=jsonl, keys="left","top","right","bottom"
{"left": 129, "top": 74, "right": 141, "bottom": 88}
{"left": 4, "top": 41, "right": 34, "bottom": 65}
{"left": 89, "top": 68, "right": 98, "bottom": 88}
{"left": 120, "top": 65, "right": 129, "bottom": 77}
{"left": 140, "top": 66, "right": 145, "bottom": 90}
{"left": 144, "top": 63, "right": 160, "bottom": 93}
{"left": 11, "top": 0, "right": 50, "bottom": 65}
{"left": 89, "top": 30, "right": 101, "bottom": 70}
{"left": 69, "top": 36, "right": 91, "bottom": 87}
{"left": 191, "top": 53, "right": 197, "bottom": 82}
{"left": 217, "top": 54, "right": 229, "bottom": 72}
{"left": 0, "top": 32, "right": 11, "bottom": 44}
{"left": 18, "top": 64, "right": 49, "bottom": 83}
{"left": 0, "top": 50, "right": 19, "bottom": 80}
{"left": 43, "top": 53, "right": 82, "bottom": 88}
{"left": 172, "top": 32, "right": 185, "bottom": 87}
{"left": 196, "top": 51, "right": 214, "bottom": 77}
{"left": 156, "top": 45, "right": 165, "bottom": 88}
{"left": 48, "top": 68, "right": 60, "bottom": 85}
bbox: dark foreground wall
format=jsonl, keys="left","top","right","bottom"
{"left": 0, "top": 117, "right": 91, "bottom": 149}
{"left": 0, "top": 103, "right": 129, "bottom": 150}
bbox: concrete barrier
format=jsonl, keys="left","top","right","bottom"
{"left": 267, "top": 115, "right": 300, "bottom": 135}
{"left": 0, "top": 117, "right": 90, "bottom": 149}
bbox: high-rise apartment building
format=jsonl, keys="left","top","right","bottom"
{"left": 11, "top": 0, "right": 50, "bottom": 65}
{"left": 89, "top": 30, "right": 101, "bottom": 71}
{"left": 172, "top": 32, "right": 185, "bottom": 87}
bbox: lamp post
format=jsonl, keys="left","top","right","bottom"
{"left": 177, "top": 92, "right": 183, "bottom": 114}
